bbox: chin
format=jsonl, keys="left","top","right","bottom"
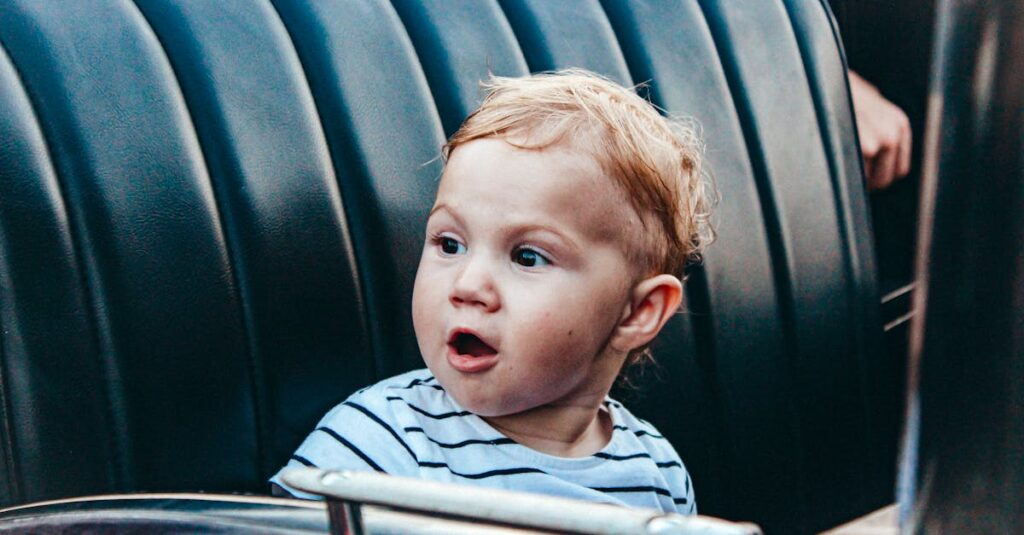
{"left": 442, "top": 382, "right": 517, "bottom": 417}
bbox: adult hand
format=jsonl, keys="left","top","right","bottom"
{"left": 848, "top": 70, "right": 913, "bottom": 190}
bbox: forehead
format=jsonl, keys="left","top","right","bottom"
{"left": 436, "top": 138, "right": 639, "bottom": 243}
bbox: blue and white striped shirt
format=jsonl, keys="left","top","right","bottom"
{"left": 271, "top": 369, "right": 695, "bottom": 514}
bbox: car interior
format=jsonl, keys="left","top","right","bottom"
{"left": 0, "top": 0, "right": 1019, "bottom": 533}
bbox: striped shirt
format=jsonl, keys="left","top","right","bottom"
{"left": 271, "top": 369, "right": 695, "bottom": 514}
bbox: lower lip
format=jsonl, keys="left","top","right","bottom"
{"left": 446, "top": 345, "right": 499, "bottom": 373}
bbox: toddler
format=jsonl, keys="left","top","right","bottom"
{"left": 271, "top": 69, "right": 712, "bottom": 514}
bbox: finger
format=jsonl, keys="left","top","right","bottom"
{"left": 863, "top": 153, "right": 876, "bottom": 189}
{"left": 870, "top": 144, "right": 898, "bottom": 191}
{"left": 897, "top": 119, "right": 912, "bottom": 178}
{"left": 860, "top": 127, "right": 881, "bottom": 159}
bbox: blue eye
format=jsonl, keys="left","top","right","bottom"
{"left": 513, "top": 247, "right": 550, "bottom": 267}
{"left": 439, "top": 236, "right": 466, "bottom": 255}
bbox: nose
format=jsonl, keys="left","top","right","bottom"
{"left": 449, "top": 254, "right": 500, "bottom": 312}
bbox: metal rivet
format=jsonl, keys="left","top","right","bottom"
{"left": 320, "top": 470, "right": 351, "bottom": 485}
{"left": 646, "top": 515, "right": 687, "bottom": 534}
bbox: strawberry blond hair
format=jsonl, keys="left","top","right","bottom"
{"left": 442, "top": 69, "right": 714, "bottom": 281}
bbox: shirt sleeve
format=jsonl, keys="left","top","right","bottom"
{"left": 653, "top": 435, "right": 696, "bottom": 515}
{"left": 627, "top": 413, "right": 697, "bottom": 515}
{"left": 676, "top": 462, "right": 697, "bottom": 515}
{"left": 269, "top": 388, "right": 421, "bottom": 499}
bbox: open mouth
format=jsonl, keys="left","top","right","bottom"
{"left": 448, "top": 331, "right": 497, "bottom": 357}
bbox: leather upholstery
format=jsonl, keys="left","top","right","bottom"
{"left": 0, "top": 1, "right": 889, "bottom": 532}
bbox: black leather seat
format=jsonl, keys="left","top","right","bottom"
{"left": 0, "top": 1, "right": 891, "bottom": 532}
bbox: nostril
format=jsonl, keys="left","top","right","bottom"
{"left": 449, "top": 273, "right": 497, "bottom": 310}
{"left": 450, "top": 290, "right": 485, "bottom": 307}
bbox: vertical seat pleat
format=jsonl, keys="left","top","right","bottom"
{"left": 0, "top": 0, "right": 257, "bottom": 493}
{"left": 271, "top": 0, "right": 446, "bottom": 378}
{"left": 699, "top": 1, "right": 870, "bottom": 531}
{"left": 132, "top": 0, "right": 372, "bottom": 484}
{"left": 0, "top": 43, "right": 117, "bottom": 505}
{"left": 782, "top": 0, "right": 892, "bottom": 514}
{"left": 498, "top": 0, "right": 633, "bottom": 86}
{"left": 391, "top": 0, "right": 529, "bottom": 137}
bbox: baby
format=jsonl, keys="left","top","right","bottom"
{"left": 271, "top": 69, "right": 712, "bottom": 515}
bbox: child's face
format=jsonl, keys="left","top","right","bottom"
{"left": 412, "top": 137, "right": 641, "bottom": 417}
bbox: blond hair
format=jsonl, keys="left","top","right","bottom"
{"left": 443, "top": 69, "right": 715, "bottom": 370}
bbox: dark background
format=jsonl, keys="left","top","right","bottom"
{"left": 830, "top": 0, "right": 938, "bottom": 295}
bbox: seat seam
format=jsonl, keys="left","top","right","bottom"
{"left": 0, "top": 24, "right": 125, "bottom": 494}
{"left": 127, "top": 0, "right": 270, "bottom": 483}
{"left": 695, "top": 1, "right": 811, "bottom": 529}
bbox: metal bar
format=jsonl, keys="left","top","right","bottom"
{"left": 282, "top": 467, "right": 760, "bottom": 535}
{"left": 326, "top": 498, "right": 365, "bottom": 535}
{"left": 880, "top": 282, "right": 917, "bottom": 304}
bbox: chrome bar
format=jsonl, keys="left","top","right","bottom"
{"left": 326, "top": 498, "right": 365, "bottom": 535}
{"left": 282, "top": 467, "right": 761, "bottom": 535}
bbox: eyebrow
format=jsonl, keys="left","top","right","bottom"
{"left": 428, "top": 203, "right": 447, "bottom": 218}
{"left": 427, "top": 203, "right": 465, "bottom": 227}
{"left": 508, "top": 223, "right": 581, "bottom": 253}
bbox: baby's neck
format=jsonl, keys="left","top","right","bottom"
{"left": 483, "top": 399, "right": 613, "bottom": 458}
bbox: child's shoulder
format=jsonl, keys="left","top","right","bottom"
{"left": 353, "top": 368, "right": 438, "bottom": 397}
{"left": 313, "top": 368, "right": 446, "bottom": 444}
{"left": 286, "top": 369, "right": 443, "bottom": 481}
{"left": 328, "top": 368, "right": 448, "bottom": 419}
{"left": 606, "top": 397, "right": 694, "bottom": 513}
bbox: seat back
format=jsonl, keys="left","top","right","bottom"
{"left": 0, "top": 1, "right": 887, "bottom": 531}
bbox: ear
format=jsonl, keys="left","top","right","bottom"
{"left": 610, "top": 274, "right": 684, "bottom": 354}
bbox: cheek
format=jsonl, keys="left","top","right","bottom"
{"left": 412, "top": 261, "right": 444, "bottom": 341}
{"left": 514, "top": 311, "right": 600, "bottom": 371}
{"left": 524, "top": 287, "right": 621, "bottom": 346}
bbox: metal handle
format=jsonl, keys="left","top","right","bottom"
{"left": 281, "top": 467, "right": 761, "bottom": 535}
